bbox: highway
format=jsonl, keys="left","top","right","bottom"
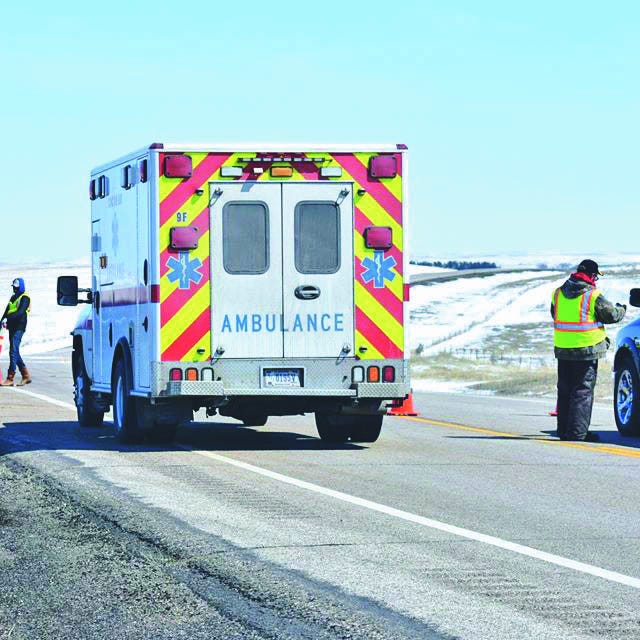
{"left": 2, "top": 350, "right": 640, "bottom": 639}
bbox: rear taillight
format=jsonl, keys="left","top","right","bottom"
{"left": 170, "top": 368, "right": 182, "bottom": 381}
{"left": 367, "top": 366, "right": 380, "bottom": 383}
{"left": 382, "top": 366, "right": 395, "bottom": 382}
{"left": 201, "top": 368, "right": 214, "bottom": 381}
{"left": 185, "top": 368, "right": 198, "bottom": 381}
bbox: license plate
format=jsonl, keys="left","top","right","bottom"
{"left": 263, "top": 369, "right": 302, "bottom": 388}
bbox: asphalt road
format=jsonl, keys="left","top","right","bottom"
{"left": 2, "top": 349, "right": 640, "bottom": 639}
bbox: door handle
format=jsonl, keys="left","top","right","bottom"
{"left": 295, "top": 285, "right": 321, "bottom": 300}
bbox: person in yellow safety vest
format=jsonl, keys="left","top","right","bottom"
{"left": 0, "top": 278, "right": 32, "bottom": 386}
{"left": 551, "top": 259, "right": 626, "bottom": 442}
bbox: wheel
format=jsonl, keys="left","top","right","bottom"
{"left": 614, "top": 356, "right": 640, "bottom": 436}
{"left": 315, "top": 412, "right": 382, "bottom": 444}
{"left": 349, "top": 415, "right": 383, "bottom": 443}
{"left": 73, "top": 349, "right": 104, "bottom": 427}
{"left": 241, "top": 414, "right": 268, "bottom": 427}
{"left": 315, "top": 412, "right": 351, "bottom": 443}
{"left": 112, "top": 358, "right": 141, "bottom": 443}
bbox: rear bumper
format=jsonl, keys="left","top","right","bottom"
{"left": 152, "top": 358, "right": 410, "bottom": 400}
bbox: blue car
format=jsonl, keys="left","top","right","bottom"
{"left": 613, "top": 288, "right": 640, "bottom": 435}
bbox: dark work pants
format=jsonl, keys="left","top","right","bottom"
{"left": 556, "top": 359, "right": 598, "bottom": 440}
{"left": 8, "top": 330, "right": 26, "bottom": 374}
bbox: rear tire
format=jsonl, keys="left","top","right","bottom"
{"left": 73, "top": 349, "right": 104, "bottom": 427}
{"left": 349, "top": 415, "right": 383, "bottom": 443}
{"left": 112, "top": 358, "right": 141, "bottom": 443}
{"left": 315, "top": 412, "right": 383, "bottom": 444}
{"left": 614, "top": 356, "right": 640, "bottom": 436}
{"left": 241, "top": 414, "right": 268, "bottom": 427}
{"left": 315, "top": 413, "right": 349, "bottom": 443}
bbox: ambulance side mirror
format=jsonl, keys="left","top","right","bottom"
{"left": 57, "top": 276, "right": 79, "bottom": 306}
{"left": 630, "top": 289, "right": 640, "bottom": 308}
{"left": 57, "top": 276, "right": 92, "bottom": 306}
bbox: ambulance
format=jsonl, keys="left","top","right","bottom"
{"left": 57, "top": 143, "right": 411, "bottom": 443}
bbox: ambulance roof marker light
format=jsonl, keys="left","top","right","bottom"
{"left": 220, "top": 166, "right": 243, "bottom": 178}
{"left": 396, "top": 143, "right": 408, "bottom": 150}
{"left": 139, "top": 159, "right": 148, "bottom": 183}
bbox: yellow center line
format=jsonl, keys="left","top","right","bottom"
{"left": 397, "top": 415, "right": 640, "bottom": 460}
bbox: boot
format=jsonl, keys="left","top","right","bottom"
{"left": 17, "top": 367, "right": 31, "bottom": 386}
{"left": 1, "top": 371, "right": 15, "bottom": 386}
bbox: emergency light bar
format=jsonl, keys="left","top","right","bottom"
{"left": 164, "top": 155, "right": 193, "bottom": 178}
{"left": 369, "top": 155, "right": 397, "bottom": 179}
{"left": 364, "top": 226, "right": 393, "bottom": 250}
{"left": 170, "top": 226, "right": 199, "bottom": 250}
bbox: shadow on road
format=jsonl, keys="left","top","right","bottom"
{"left": 0, "top": 419, "right": 365, "bottom": 456}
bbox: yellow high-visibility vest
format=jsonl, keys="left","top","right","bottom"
{"left": 552, "top": 287, "right": 606, "bottom": 348}
{"left": 6, "top": 293, "right": 30, "bottom": 316}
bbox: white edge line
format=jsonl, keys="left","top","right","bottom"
{"left": 9, "top": 386, "right": 77, "bottom": 411}
{"left": 8, "top": 386, "right": 640, "bottom": 590}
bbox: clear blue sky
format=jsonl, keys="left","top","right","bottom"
{"left": 1, "top": 1, "right": 638, "bottom": 263}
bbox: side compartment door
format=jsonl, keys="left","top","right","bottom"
{"left": 282, "top": 183, "right": 355, "bottom": 358}
{"left": 209, "top": 182, "right": 283, "bottom": 358}
{"left": 90, "top": 219, "right": 103, "bottom": 382}
{"left": 135, "top": 166, "right": 151, "bottom": 389}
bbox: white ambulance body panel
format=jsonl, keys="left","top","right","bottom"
{"left": 281, "top": 182, "right": 354, "bottom": 358}
{"left": 210, "top": 182, "right": 284, "bottom": 359}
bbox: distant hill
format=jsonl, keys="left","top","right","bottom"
{"left": 410, "top": 260, "right": 498, "bottom": 271}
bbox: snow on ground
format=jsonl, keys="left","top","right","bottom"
{"left": 409, "top": 271, "right": 562, "bottom": 352}
{"left": 0, "top": 262, "right": 90, "bottom": 362}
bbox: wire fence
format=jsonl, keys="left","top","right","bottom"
{"left": 415, "top": 344, "right": 554, "bottom": 368}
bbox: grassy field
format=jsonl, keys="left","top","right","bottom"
{"left": 410, "top": 352, "right": 615, "bottom": 402}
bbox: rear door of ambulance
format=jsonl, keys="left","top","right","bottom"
{"left": 209, "top": 181, "right": 354, "bottom": 366}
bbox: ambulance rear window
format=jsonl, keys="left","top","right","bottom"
{"left": 222, "top": 202, "right": 270, "bottom": 274}
{"left": 294, "top": 202, "right": 340, "bottom": 274}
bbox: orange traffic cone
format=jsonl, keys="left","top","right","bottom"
{"left": 388, "top": 392, "right": 418, "bottom": 416}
